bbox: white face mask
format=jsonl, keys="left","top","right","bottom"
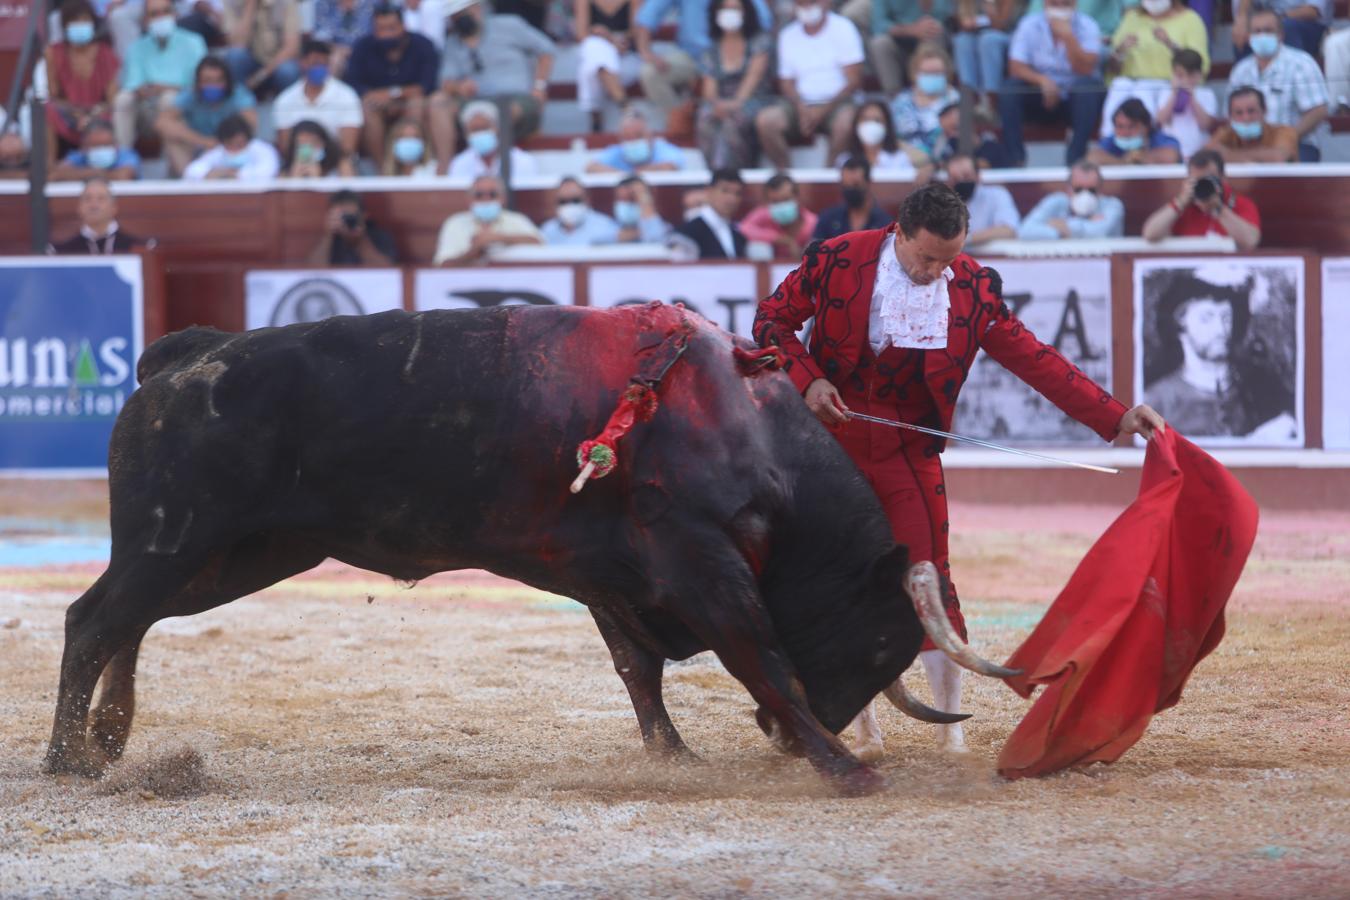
{"left": 856, "top": 119, "right": 887, "bottom": 147}
{"left": 1141, "top": 0, "right": 1171, "bottom": 14}
{"left": 1069, "top": 189, "right": 1099, "bottom": 217}
{"left": 1045, "top": 6, "right": 1074, "bottom": 20}
{"left": 557, "top": 200, "right": 588, "bottom": 227}
{"left": 715, "top": 8, "right": 744, "bottom": 31}
{"left": 795, "top": 3, "right": 824, "bottom": 26}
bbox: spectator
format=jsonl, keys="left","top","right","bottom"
{"left": 541, "top": 176, "right": 623, "bottom": 245}
{"left": 1100, "top": 0, "right": 1208, "bottom": 137}
{"left": 47, "top": 178, "right": 150, "bottom": 254}
{"left": 634, "top": 0, "right": 774, "bottom": 119}
{"left": 1153, "top": 48, "right": 1219, "bottom": 158}
{"left": 45, "top": 0, "right": 121, "bottom": 160}
{"left": 946, "top": 153, "right": 1019, "bottom": 245}
{"left": 837, "top": 99, "right": 930, "bottom": 179}
{"left": 282, "top": 119, "right": 358, "bottom": 177}
{"left": 1141, "top": 149, "right": 1261, "bottom": 251}
{"left": 927, "top": 100, "right": 1009, "bottom": 167}
{"left": 869, "top": 0, "right": 951, "bottom": 97}
{"left": 0, "top": 131, "right": 29, "bottom": 178}
{"left": 1087, "top": 97, "right": 1181, "bottom": 164}
{"left": 672, "top": 167, "right": 747, "bottom": 259}
{"left": 587, "top": 106, "right": 687, "bottom": 173}
{"left": 313, "top": 0, "right": 380, "bottom": 74}
{"left": 156, "top": 56, "right": 257, "bottom": 176}
{"left": 1326, "top": 28, "right": 1350, "bottom": 113}
{"left": 1227, "top": 7, "right": 1330, "bottom": 162}
{"left": 430, "top": 0, "right": 556, "bottom": 175}
{"left": 1233, "top": 0, "right": 1328, "bottom": 58}
{"left": 433, "top": 174, "right": 544, "bottom": 266}
{"left": 274, "top": 40, "right": 364, "bottom": 159}
{"left": 738, "top": 171, "right": 818, "bottom": 260}
{"left": 755, "top": 0, "right": 864, "bottom": 170}
{"left": 889, "top": 42, "right": 961, "bottom": 147}
{"left": 696, "top": 0, "right": 772, "bottom": 169}
{"left": 613, "top": 175, "right": 673, "bottom": 242}
{"left": 346, "top": 3, "right": 439, "bottom": 167}
{"left": 447, "top": 100, "right": 541, "bottom": 180}
{"left": 999, "top": 0, "right": 1106, "bottom": 166}
{"left": 182, "top": 113, "right": 281, "bottom": 180}
{"left": 222, "top": 0, "right": 301, "bottom": 96}
{"left": 177, "top": 0, "right": 229, "bottom": 46}
{"left": 381, "top": 118, "right": 437, "bottom": 175}
{"left": 813, "top": 156, "right": 891, "bottom": 240}
{"left": 1204, "top": 86, "right": 1298, "bottom": 163}
{"left": 307, "top": 189, "right": 398, "bottom": 265}
{"left": 953, "top": 0, "right": 1020, "bottom": 111}
{"left": 113, "top": 0, "right": 206, "bottom": 150}
{"left": 1022, "top": 0, "right": 1122, "bottom": 38}
{"left": 1017, "top": 160, "right": 1124, "bottom": 239}
{"left": 575, "top": 0, "right": 641, "bottom": 132}
{"left": 403, "top": 0, "right": 449, "bottom": 51}
{"left": 52, "top": 119, "right": 142, "bottom": 180}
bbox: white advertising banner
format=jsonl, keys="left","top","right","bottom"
{"left": 414, "top": 266, "right": 575, "bottom": 311}
{"left": 244, "top": 269, "right": 404, "bottom": 330}
{"left": 952, "top": 257, "right": 1114, "bottom": 445}
{"left": 586, "top": 264, "right": 759, "bottom": 339}
{"left": 1134, "top": 256, "right": 1304, "bottom": 447}
{"left": 1321, "top": 257, "right": 1350, "bottom": 450}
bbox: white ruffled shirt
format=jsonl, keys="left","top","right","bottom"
{"left": 868, "top": 237, "right": 954, "bottom": 353}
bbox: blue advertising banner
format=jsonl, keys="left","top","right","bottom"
{"left": 0, "top": 257, "right": 144, "bottom": 474}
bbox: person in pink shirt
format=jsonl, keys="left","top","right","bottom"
{"left": 739, "top": 172, "right": 819, "bottom": 260}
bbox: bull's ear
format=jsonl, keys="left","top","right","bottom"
{"left": 868, "top": 544, "right": 910, "bottom": 604}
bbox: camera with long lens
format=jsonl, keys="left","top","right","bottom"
{"left": 1192, "top": 174, "right": 1223, "bottom": 202}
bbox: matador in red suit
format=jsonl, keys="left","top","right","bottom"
{"left": 754, "top": 183, "right": 1164, "bottom": 760}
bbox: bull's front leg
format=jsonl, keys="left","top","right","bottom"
{"left": 589, "top": 608, "right": 692, "bottom": 758}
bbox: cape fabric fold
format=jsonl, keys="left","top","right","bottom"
{"left": 997, "top": 430, "right": 1258, "bottom": 779}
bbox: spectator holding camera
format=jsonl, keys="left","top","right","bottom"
{"left": 1086, "top": 97, "right": 1181, "bottom": 165}
{"left": 1204, "top": 86, "right": 1298, "bottom": 163}
{"left": 308, "top": 189, "right": 398, "bottom": 265}
{"left": 1141, "top": 149, "right": 1261, "bottom": 251}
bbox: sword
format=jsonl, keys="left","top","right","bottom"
{"left": 844, "top": 411, "right": 1120, "bottom": 474}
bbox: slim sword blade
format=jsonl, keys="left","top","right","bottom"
{"left": 844, "top": 411, "right": 1120, "bottom": 474}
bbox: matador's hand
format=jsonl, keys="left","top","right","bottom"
{"left": 805, "top": 378, "right": 850, "bottom": 427}
{"left": 1118, "top": 403, "right": 1166, "bottom": 440}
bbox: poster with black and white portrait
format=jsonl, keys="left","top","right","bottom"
{"left": 245, "top": 269, "right": 405, "bottom": 330}
{"left": 1134, "top": 257, "right": 1304, "bottom": 447}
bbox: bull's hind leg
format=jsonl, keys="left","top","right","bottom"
{"left": 89, "top": 635, "right": 148, "bottom": 762}
{"left": 590, "top": 608, "right": 690, "bottom": 757}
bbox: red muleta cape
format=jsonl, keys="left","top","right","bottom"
{"left": 997, "top": 429, "right": 1259, "bottom": 779}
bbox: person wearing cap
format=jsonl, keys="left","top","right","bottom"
{"left": 447, "top": 100, "right": 541, "bottom": 180}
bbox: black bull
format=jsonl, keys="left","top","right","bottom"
{"left": 44, "top": 303, "right": 942, "bottom": 795}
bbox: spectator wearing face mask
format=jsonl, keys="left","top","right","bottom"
{"left": 541, "top": 177, "right": 623, "bottom": 245}
{"left": 274, "top": 40, "right": 364, "bottom": 160}
{"left": 696, "top": 0, "right": 773, "bottom": 170}
{"left": 1017, "top": 160, "right": 1123, "bottom": 240}
{"left": 672, "top": 168, "right": 748, "bottom": 259}
{"left": 382, "top": 118, "right": 437, "bottom": 175}
{"left": 48, "top": 177, "right": 154, "bottom": 254}
{"left": 612, "top": 175, "right": 673, "bottom": 242}
{"left": 433, "top": 174, "right": 544, "bottom": 266}
{"left": 587, "top": 107, "right": 687, "bottom": 173}
{"left": 945, "top": 153, "right": 1019, "bottom": 246}
{"left": 1022, "top": 0, "right": 1121, "bottom": 38}
{"left": 52, "top": 119, "right": 142, "bottom": 180}
{"left": 113, "top": 0, "right": 207, "bottom": 151}
{"left": 813, "top": 156, "right": 891, "bottom": 241}
{"left": 0, "top": 131, "right": 29, "bottom": 179}
{"left": 738, "top": 172, "right": 819, "bottom": 261}
{"left": 282, "top": 119, "right": 358, "bottom": 177}
{"left": 1141, "top": 149, "right": 1261, "bottom": 251}
{"left": 447, "top": 100, "right": 541, "bottom": 181}
{"left": 45, "top": 0, "right": 121, "bottom": 161}
{"left": 156, "top": 56, "right": 257, "bottom": 177}
{"left": 182, "top": 113, "right": 281, "bottom": 180}
{"left": 1227, "top": 7, "right": 1329, "bottom": 162}
{"left": 222, "top": 0, "right": 303, "bottom": 96}
{"left": 1204, "top": 86, "right": 1298, "bottom": 163}
{"left": 1087, "top": 98, "right": 1181, "bottom": 165}
{"left": 1233, "top": 0, "right": 1329, "bottom": 58}
{"left": 1153, "top": 48, "right": 1219, "bottom": 159}
{"left": 889, "top": 43, "right": 962, "bottom": 147}
{"left": 1099, "top": 0, "right": 1208, "bottom": 139}
{"left": 346, "top": 3, "right": 440, "bottom": 168}
{"left": 838, "top": 99, "right": 931, "bottom": 179}
{"left": 307, "top": 189, "right": 398, "bottom": 265}
{"left": 869, "top": 0, "right": 953, "bottom": 97}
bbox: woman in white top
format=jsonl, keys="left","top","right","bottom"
{"left": 182, "top": 114, "right": 281, "bottom": 181}
{"left": 382, "top": 118, "right": 438, "bottom": 178}
{"left": 835, "top": 99, "right": 932, "bottom": 181}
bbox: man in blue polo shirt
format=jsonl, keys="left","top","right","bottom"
{"left": 586, "top": 107, "right": 687, "bottom": 173}
{"left": 51, "top": 120, "right": 143, "bottom": 181}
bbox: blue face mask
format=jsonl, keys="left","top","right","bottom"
{"left": 620, "top": 139, "right": 651, "bottom": 165}
{"left": 916, "top": 73, "right": 948, "bottom": 95}
{"left": 199, "top": 84, "right": 226, "bottom": 103}
{"left": 768, "top": 199, "right": 799, "bottom": 226}
{"left": 1249, "top": 33, "right": 1280, "bottom": 58}
{"left": 1114, "top": 133, "right": 1145, "bottom": 152}
{"left": 86, "top": 145, "right": 118, "bottom": 169}
{"left": 224, "top": 150, "right": 251, "bottom": 168}
{"left": 66, "top": 21, "right": 96, "bottom": 45}
{"left": 147, "top": 15, "right": 176, "bottom": 39}
{"left": 305, "top": 64, "right": 329, "bottom": 87}
{"left": 467, "top": 130, "right": 498, "bottom": 156}
{"left": 393, "top": 136, "right": 424, "bottom": 164}
{"left": 472, "top": 201, "right": 502, "bottom": 222}
{"left": 1232, "top": 119, "right": 1264, "bottom": 140}
{"left": 614, "top": 199, "right": 641, "bottom": 225}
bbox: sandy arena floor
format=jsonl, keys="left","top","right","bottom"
{"left": 1, "top": 481, "right": 1347, "bottom": 898}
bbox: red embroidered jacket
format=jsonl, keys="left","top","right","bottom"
{"left": 753, "top": 225, "right": 1128, "bottom": 445}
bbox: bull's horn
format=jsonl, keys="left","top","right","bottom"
{"left": 904, "top": 561, "right": 1022, "bottom": 679}
{"left": 882, "top": 679, "right": 972, "bottom": 725}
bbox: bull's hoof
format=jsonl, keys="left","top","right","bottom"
{"left": 936, "top": 724, "right": 969, "bottom": 755}
{"left": 834, "top": 763, "right": 888, "bottom": 798}
{"left": 41, "top": 742, "right": 109, "bottom": 778}
{"left": 853, "top": 741, "right": 886, "bottom": 764}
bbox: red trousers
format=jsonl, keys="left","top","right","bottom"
{"left": 830, "top": 345, "right": 968, "bottom": 648}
